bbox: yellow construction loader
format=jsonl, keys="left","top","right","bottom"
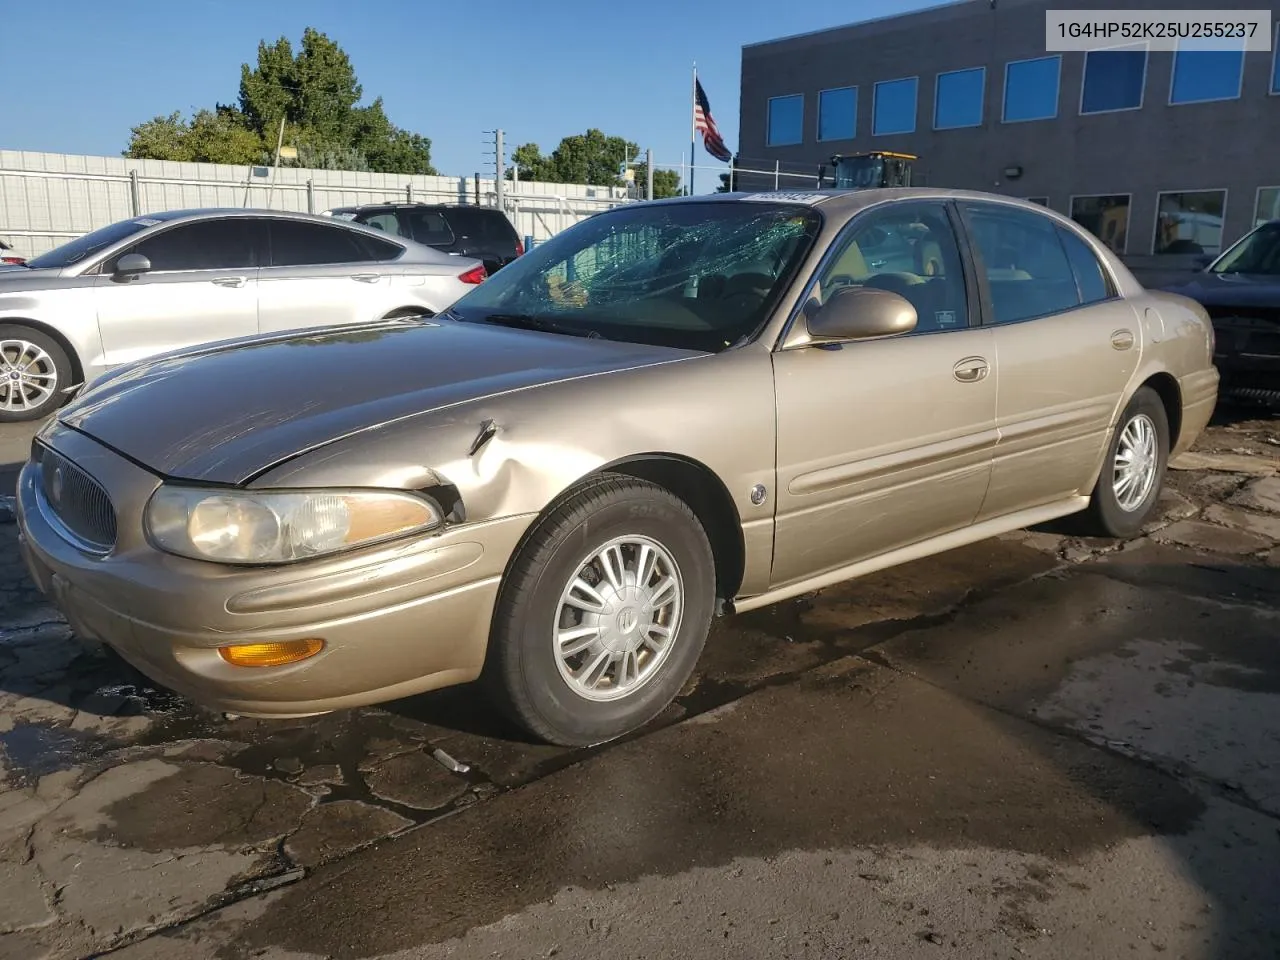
{"left": 822, "top": 151, "right": 918, "bottom": 190}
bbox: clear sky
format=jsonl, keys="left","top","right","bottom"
{"left": 0, "top": 0, "right": 941, "bottom": 193}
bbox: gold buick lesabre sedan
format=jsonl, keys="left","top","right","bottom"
{"left": 16, "top": 188, "right": 1219, "bottom": 746}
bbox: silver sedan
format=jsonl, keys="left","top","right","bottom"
{"left": 0, "top": 208, "right": 486, "bottom": 421}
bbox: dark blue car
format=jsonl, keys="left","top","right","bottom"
{"left": 1162, "top": 219, "right": 1280, "bottom": 406}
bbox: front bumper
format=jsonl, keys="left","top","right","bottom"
{"left": 15, "top": 422, "right": 534, "bottom": 718}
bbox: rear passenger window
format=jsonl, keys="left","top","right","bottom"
{"left": 268, "top": 220, "right": 373, "bottom": 266}
{"left": 1057, "top": 226, "right": 1114, "bottom": 305}
{"left": 361, "top": 212, "right": 408, "bottom": 238}
{"left": 355, "top": 233, "right": 405, "bottom": 261}
{"left": 964, "top": 204, "right": 1080, "bottom": 324}
{"left": 405, "top": 210, "right": 455, "bottom": 247}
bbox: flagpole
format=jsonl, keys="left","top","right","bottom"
{"left": 690, "top": 62, "right": 697, "bottom": 196}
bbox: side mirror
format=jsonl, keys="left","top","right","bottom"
{"left": 1193, "top": 254, "right": 1213, "bottom": 270}
{"left": 807, "top": 286, "right": 917, "bottom": 342}
{"left": 113, "top": 253, "right": 151, "bottom": 279}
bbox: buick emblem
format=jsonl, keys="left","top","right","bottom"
{"left": 50, "top": 466, "right": 64, "bottom": 504}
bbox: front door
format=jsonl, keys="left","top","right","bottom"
{"left": 93, "top": 218, "right": 262, "bottom": 367}
{"left": 770, "top": 200, "right": 998, "bottom": 588}
{"left": 956, "top": 201, "right": 1141, "bottom": 521}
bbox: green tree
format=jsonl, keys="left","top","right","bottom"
{"left": 510, "top": 142, "right": 553, "bottom": 182}
{"left": 125, "top": 108, "right": 266, "bottom": 165}
{"left": 628, "top": 162, "right": 681, "bottom": 199}
{"left": 125, "top": 27, "right": 435, "bottom": 174}
{"left": 506, "top": 129, "right": 641, "bottom": 188}
{"left": 125, "top": 112, "right": 191, "bottom": 162}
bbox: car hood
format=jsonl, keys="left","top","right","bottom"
{"left": 1162, "top": 271, "right": 1280, "bottom": 309}
{"left": 0, "top": 266, "right": 69, "bottom": 287}
{"left": 56, "top": 317, "right": 700, "bottom": 485}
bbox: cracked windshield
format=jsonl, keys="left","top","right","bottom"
{"left": 448, "top": 202, "right": 821, "bottom": 351}
{"left": 4, "top": 1, "right": 1280, "bottom": 957}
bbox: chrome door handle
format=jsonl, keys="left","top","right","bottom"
{"left": 351, "top": 273, "right": 382, "bottom": 283}
{"left": 953, "top": 356, "right": 990, "bottom": 383}
{"left": 211, "top": 276, "right": 247, "bottom": 288}
{"left": 1111, "top": 328, "right": 1135, "bottom": 350}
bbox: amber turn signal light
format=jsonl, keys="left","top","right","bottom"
{"left": 218, "top": 638, "right": 325, "bottom": 668}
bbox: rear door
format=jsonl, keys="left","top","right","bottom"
{"left": 92, "top": 218, "right": 263, "bottom": 367}
{"left": 256, "top": 219, "right": 403, "bottom": 332}
{"left": 956, "top": 201, "right": 1141, "bottom": 520}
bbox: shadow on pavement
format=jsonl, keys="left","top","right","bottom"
{"left": 0, "top": 405, "right": 1276, "bottom": 957}
{"left": 161, "top": 553, "right": 1279, "bottom": 960}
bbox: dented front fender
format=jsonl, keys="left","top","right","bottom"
{"left": 249, "top": 346, "right": 781, "bottom": 595}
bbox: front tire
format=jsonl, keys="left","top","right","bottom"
{"left": 1079, "top": 386, "right": 1170, "bottom": 538}
{"left": 484, "top": 475, "right": 716, "bottom": 747}
{"left": 0, "top": 325, "right": 72, "bottom": 423}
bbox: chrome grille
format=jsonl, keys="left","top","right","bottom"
{"left": 36, "top": 444, "right": 117, "bottom": 552}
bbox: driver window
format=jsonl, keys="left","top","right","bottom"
{"left": 815, "top": 203, "right": 969, "bottom": 333}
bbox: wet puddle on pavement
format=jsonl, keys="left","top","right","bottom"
{"left": 0, "top": 721, "right": 112, "bottom": 784}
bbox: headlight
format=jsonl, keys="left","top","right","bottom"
{"left": 144, "top": 487, "right": 444, "bottom": 564}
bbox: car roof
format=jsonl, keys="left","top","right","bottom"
{"left": 144, "top": 207, "right": 381, "bottom": 226}
{"left": 131, "top": 206, "right": 461, "bottom": 250}
{"left": 631, "top": 186, "right": 1065, "bottom": 217}
{"left": 328, "top": 202, "right": 506, "bottom": 214}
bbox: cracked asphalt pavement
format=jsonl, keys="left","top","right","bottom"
{"left": 0, "top": 406, "right": 1277, "bottom": 960}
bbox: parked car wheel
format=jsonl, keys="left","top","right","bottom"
{"left": 484, "top": 475, "right": 716, "bottom": 747}
{"left": 0, "top": 325, "right": 71, "bottom": 422}
{"left": 1080, "top": 386, "right": 1170, "bottom": 538}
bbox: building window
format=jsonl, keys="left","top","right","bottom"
{"left": 934, "top": 67, "right": 985, "bottom": 129}
{"left": 1170, "top": 44, "right": 1244, "bottom": 104}
{"left": 1070, "top": 195, "right": 1131, "bottom": 255}
{"left": 1154, "top": 190, "right": 1228, "bottom": 255}
{"left": 767, "top": 95, "right": 804, "bottom": 146}
{"left": 1272, "top": 24, "right": 1280, "bottom": 93}
{"left": 873, "top": 77, "right": 918, "bottom": 135}
{"left": 1081, "top": 44, "right": 1147, "bottom": 113}
{"left": 1025, "top": 197, "right": 1050, "bottom": 206}
{"left": 1256, "top": 187, "right": 1280, "bottom": 227}
{"left": 818, "top": 87, "right": 857, "bottom": 142}
{"left": 1003, "top": 56, "right": 1061, "bottom": 122}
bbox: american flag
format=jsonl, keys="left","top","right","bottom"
{"left": 694, "top": 78, "right": 733, "bottom": 163}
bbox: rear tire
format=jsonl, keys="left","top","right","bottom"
{"left": 0, "top": 324, "right": 72, "bottom": 423}
{"left": 483, "top": 475, "right": 716, "bottom": 747}
{"left": 1078, "top": 386, "right": 1170, "bottom": 538}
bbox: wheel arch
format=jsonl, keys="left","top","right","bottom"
{"left": 498, "top": 452, "right": 747, "bottom": 610}
{"left": 0, "top": 316, "right": 85, "bottom": 386}
{"left": 602, "top": 454, "right": 746, "bottom": 605}
{"left": 380, "top": 305, "right": 435, "bottom": 320}
{"left": 1140, "top": 370, "right": 1183, "bottom": 451}
{"left": 1089, "top": 369, "right": 1183, "bottom": 494}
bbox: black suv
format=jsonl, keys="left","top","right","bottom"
{"left": 325, "top": 203, "right": 524, "bottom": 276}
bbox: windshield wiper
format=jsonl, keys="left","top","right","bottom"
{"left": 477, "top": 313, "right": 598, "bottom": 339}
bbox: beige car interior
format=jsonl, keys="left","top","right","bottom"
{"left": 812, "top": 216, "right": 968, "bottom": 333}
